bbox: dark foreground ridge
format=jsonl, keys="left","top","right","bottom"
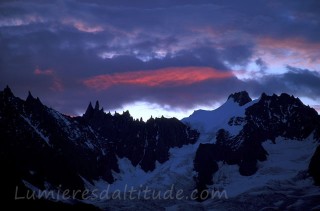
{"left": 0, "top": 86, "right": 199, "bottom": 207}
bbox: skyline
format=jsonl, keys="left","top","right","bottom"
{"left": 1, "top": 0, "right": 320, "bottom": 119}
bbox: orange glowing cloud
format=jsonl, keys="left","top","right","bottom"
{"left": 83, "top": 67, "right": 233, "bottom": 90}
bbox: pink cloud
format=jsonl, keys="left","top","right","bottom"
{"left": 34, "top": 68, "right": 63, "bottom": 92}
{"left": 257, "top": 37, "right": 320, "bottom": 70}
{"left": 34, "top": 68, "right": 54, "bottom": 76}
{"left": 83, "top": 67, "right": 234, "bottom": 90}
{"left": 50, "top": 78, "right": 63, "bottom": 92}
{"left": 62, "top": 18, "right": 104, "bottom": 33}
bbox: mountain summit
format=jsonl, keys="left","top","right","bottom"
{"left": 227, "top": 91, "right": 252, "bottom": 106}
{"left": 181, "top": 91, "right": 255, "bottom": 133}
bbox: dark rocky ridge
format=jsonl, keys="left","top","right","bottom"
{"left": 79, "top": 99, "right": 199, "bottom": 172}
{"left": 0, "top": 86, "right": 199, "bottom": 204}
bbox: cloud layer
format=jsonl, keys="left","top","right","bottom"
{"left": 0, "top": 0, "right": 319, "bottom": 116}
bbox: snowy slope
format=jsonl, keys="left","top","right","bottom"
{"left": 86, "top": 136, "right": 320, "bottom": 210}
{"left": 182, "top": 98, "right": 257, "bottom": 142}
{"left": 91, "top": 143, "right": 200, "bottom": 194}
{"left": 210, "top": 136, "right": 319, "bottom": 197}
{"left": 83, "top": 143, "right": 202, "bottom": 209}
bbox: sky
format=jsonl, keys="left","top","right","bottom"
{"left": 1, "top": 0, "right": 320, "bottom": 120}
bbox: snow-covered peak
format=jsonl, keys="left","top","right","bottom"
{"left": 182, "top": 95, "right": 256, "bottom": 133}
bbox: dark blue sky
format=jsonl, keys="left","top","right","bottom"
{"left": 1, "top": 0, "right": 320, "bottom": 118}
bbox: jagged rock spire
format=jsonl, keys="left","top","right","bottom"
{"left": 26, "top": 91, "right": 34, "bottom": 101}
{"left": 87, "top": 102, "right": 94, "bottom": 111}
{"left": 95, "top": 100, "right": 100, "bottom": 110}
{"left": 3, "top": 85, "right": 13, "bottom": 97}
{"left": 83, "top": 102, "right": 94, "bottom": 118}
{"left": 25, "top": 91, "right": 43, "bottom": 105}
{"left": 123, "top": 110, "right": 130, "bottom": 116}
{"left": 84, "top": 100, "right": 104, "bottom": 119}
